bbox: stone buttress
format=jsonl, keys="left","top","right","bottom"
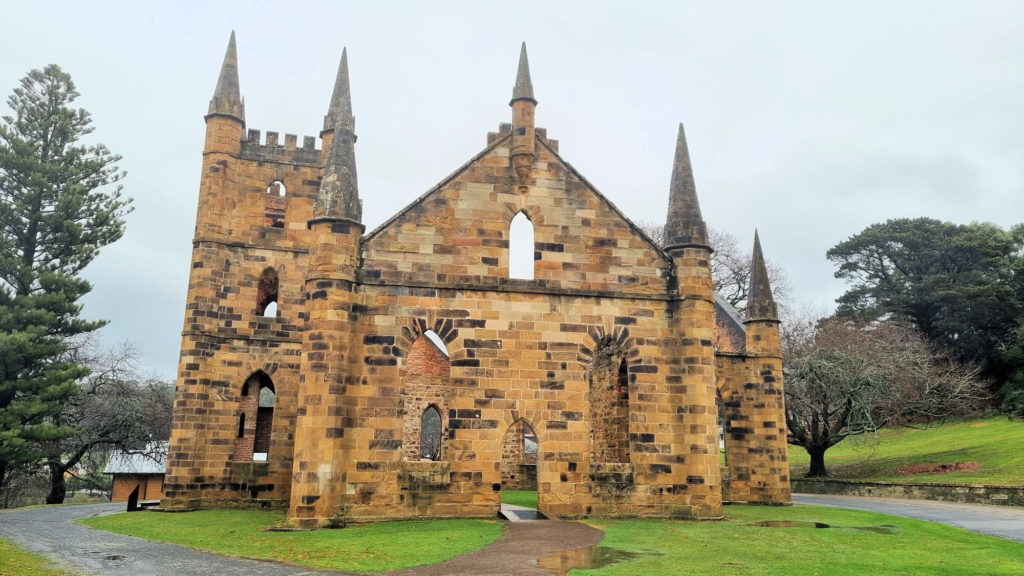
{"left": 720, "top": 231, "right": 790, "bottom": 502}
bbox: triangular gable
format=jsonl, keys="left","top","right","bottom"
{"left": 360, "top": 130, "right": 672, "bottom": 295}
{"left": 363, "top": 132, "right": 514, "bottom": 244}
{"left": 364, "top": 132, "right": 670, "bottom": 259}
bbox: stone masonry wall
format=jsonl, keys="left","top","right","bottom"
{"left": 163, "top": 116, "right": 322, "bottom": 510}
{"left": 168, "top": 81, "right": 790, "bottom": 525}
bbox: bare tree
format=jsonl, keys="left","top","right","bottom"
{"left": 39, "top": 340, "right": 174, "bottom": 504}
{"left": 637, "top": 222, "right": 791, "bottom": 315}
{"left": 785, "top": 317, "right": 988, "bottom": 477}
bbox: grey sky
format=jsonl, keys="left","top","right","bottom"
{"left": 2, "top": 1, "right": 1021, "bottom": 379}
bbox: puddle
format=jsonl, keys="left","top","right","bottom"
{"left": 750, "top": 521, "right": 831, "bottom": 528}
{"left": 537, "top": 545, "right": 660, "bottom": 575}
{"left": 748, "top": 521, "right": 899, "bottom": 534}
{"left": 854, "top": 524, "right": 899, "bottom": 535}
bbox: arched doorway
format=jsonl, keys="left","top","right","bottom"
{"left": 501, "top": 419, "right": 539, "bottom": 510}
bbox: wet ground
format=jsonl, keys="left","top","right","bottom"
{"left": 3, "top": 496, "right": 1022, "bottom": 575}
{"left": 793, "top": 493, "right": 1024, "bottom": 543}
{"left": 0, "top": 502, "right": 343, "bottom": 575}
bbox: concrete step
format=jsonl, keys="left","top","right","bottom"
{"left": 500, "top": 503, "right": 546, "bottom": 522}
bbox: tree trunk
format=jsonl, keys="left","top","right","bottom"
{"left": 45, "top": 460, "right": 67, "bottom": 504}
{"left": 806, "top": 446, "right": 828, "bottom": 477}
{"left": 0, "top": 462, "right": 8, "bottom": 508}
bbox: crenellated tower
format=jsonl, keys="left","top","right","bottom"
{"left": 163, "top": 32, "right": 326, "bottom": 511}
{"left": 662, "top": 123, "right": 723, "bottom": 515}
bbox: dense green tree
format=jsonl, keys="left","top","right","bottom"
{"left": 0, "top": 65, "right": 131, "bottom": 498}
{"left": 827, "top": 218, "right": 1024, "bottom": 391}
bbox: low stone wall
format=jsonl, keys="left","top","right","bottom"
{"left": 792, "top": 478, "right": 1024, "bottom": 507}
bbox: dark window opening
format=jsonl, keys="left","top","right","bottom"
{"left": 589, "top": 344, "right": 631, "bottom": 463}
{"left": 256, "top": 267, "right": 279, "bottom": 317}
{"left": 234, "top": 371, "right": 274, "bottom": 462}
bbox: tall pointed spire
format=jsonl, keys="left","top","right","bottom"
{"left": 312, "top": 49, "right": 361, "bottom": 223}
{"left": 746, "top": 230, "right": 778, "bottom": 322}
{"left": 323, "top": 48, "right": 354, "bottom": 133}
{"left": 509, "top": 43, "right": 537, "bottom": 182}
{"left": 510, "top": 42, "right": 536, "bottom": 105}
{"left": 663, "top": 123, "right": 708, "bottom": 252}
{"left": 208, "top": 31, "right": 245, "bottom": 122}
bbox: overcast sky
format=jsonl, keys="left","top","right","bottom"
{"left": 2, "top": 1, "right": 1022, "bottom": 379}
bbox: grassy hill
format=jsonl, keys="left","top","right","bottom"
{"left": 787, "top": 416, "right": 1024, "bottom": 485}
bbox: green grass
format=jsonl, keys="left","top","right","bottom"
{"left": 501, "top": 489, "right": 538, "bottom": 508}
{"left": 788, "top": 416, "right": 1024, "bottom": 484}
{"left": 79, "top": 509, "right": 501, "bottom": 573}
{"left": 75, "top": 504, "right": 1024, "bottom": 575}
{"left": 581, "top": 504, "right": 1024, "bottom": 575}
{"left": 0, "top": 537, "right": 68, "bottom": 576}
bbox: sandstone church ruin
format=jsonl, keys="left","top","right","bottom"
{"left": 163, "top": 33, "right": 790, "bottom": 528}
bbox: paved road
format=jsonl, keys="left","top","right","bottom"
{"left": 0, "top": 503, "right": 347, "bottom": 575}
{"left": 794, "top": 493, "right": 1024, "bottom": 543}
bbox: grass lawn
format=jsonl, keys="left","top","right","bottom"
{"left": 501, "top": 488, "right": 538, "bottom": 508}
{"left": 788, "top": 415, "right": 1024, "bottom": 484}
{"left": 0, "top": 537, "right": 67, "bottom": 576}
{"left": 583, "top": 504, "right": 1024, "bottom": 575}
{"left": 79, "top": 509, "right": 501, "bottom": 573}
{"left": 77, "top": 504, "right": 1024, "bottom": 575}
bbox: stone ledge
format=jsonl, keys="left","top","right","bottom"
{"left": 400, "top": 461, "right": 451, "bottom": 487}
{"left": 792, "top": 478, "right": 1024, "bottom": 507}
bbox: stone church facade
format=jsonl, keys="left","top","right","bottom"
{"left": 163, "top": 33, "right": 790, "bottom": 529}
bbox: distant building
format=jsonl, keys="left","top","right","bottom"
{"left": 103, "top": 441, "right": 168, "bottom": 502}
{"left": 163, "top": 34, "right": 790, "bottom": 528}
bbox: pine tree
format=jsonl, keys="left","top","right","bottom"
{"left": 0, "top": 65, "right": 132, "bottom": 499}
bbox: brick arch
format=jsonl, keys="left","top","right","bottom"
{"left": 577, "top": 326, "right": 641, "bottom": 368}
{"left": 395, "top": 315, "right": 463, "bottom": 364}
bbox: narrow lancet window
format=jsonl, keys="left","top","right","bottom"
{"left": 253, "top": 384, "right": 275, "bottom": 461}
{"left": 257, "top": 267, "right": 279, "bottom": 317}
{"left": 509, "top": 211, "right": 534, "bottom": 279}
{"left": 420, "top": 406, "right": 442, "bottom": 460}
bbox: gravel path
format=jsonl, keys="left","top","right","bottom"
{"left": 793, "top": 493, "right": 1024, "bottom": 543}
